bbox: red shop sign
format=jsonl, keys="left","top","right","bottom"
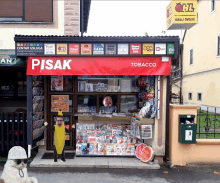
{"left": 27, "top": 56, "right": 172, "bottom": 75}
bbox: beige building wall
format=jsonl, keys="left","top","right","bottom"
{"left": 182, "top": 0, "right": 220, "bottom": 108}
{"left": 0, "top": 0, "right": 80, "bottom": 49}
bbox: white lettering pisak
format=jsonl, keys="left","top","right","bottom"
{"left": 41, "top": 60, "right": 45, "bottom": 69}
{"left": 45, "top": 60, "right": 53, "bottom": 70}
{"left": 53, "top": 60, "right": 62, "bottom": 70}
{"left": 63, "top": 60, "right": 72, "bottom": 69}
{"left": 32, "top": 59, "right": 40, "bottom": 70}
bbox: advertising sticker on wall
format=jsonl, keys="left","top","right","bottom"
{"left": 167, "top": 43, "right": 174, "bottom": 54}
{"left": 118, "top": 44, "right": 129, "bottom": 55}
{"left": 143, "top": 43, "right": 154, "bottom": 55}
{"left": 57, "top": 44, "right": 67, "bottom": 55}
{"left": 130, "top": 44, "right": 141, "bottom": 55}
{"left": 105, "top": 44, "right": 116, "bottom": 55}
{"left": 69, "top": 44, "right": 79, "bottom": 55}
{"left": 44, "top": 44, "right": 55, "bottom": 55}
{"left": 81, "top": 44, "right": 92, "bottom": 55}
{"left": 93, "top": 44, "right": 104, "bottom": 55}
{"left": 155, "top": 43, "right": 166, "bottom": 55}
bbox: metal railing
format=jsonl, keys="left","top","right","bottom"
{"left": 171, "top": 67, "right": 181, "bottom": 81}
{"left": 197, "top": 107, "right": 220, "bottom": 139}
{"left": 0, "top": 112, "right": 27, "bottom": 151}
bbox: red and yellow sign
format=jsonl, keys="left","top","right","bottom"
{"left": 166, "top": 0, "right": 197, "bottom": 30}
{"left": 69, "top": 44, "right": 79, "bottom": 55}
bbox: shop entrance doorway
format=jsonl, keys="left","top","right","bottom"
{"left": 47, "top": 76, "right": 77, "bottom": 150}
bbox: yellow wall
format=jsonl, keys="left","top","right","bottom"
{"left": 182, "top": 71, "right": 220, "bottom": 107}
{"left": 182, "top": 0, "right": 220, "bottom": 107}
{"left": 169, "top": 104, "right": 220, "bottom": 166}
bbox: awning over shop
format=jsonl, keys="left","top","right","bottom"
{"left": 27, "top": 56, "right": 172, "bottom": 75}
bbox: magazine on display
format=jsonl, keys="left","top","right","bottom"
{"left": 51, "top": 75, "right": 63, "bottom": 91}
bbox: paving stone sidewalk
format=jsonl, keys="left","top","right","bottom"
{"left": 30, "top": 151, "right": 160, "bottom": 169}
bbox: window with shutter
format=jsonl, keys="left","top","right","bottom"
{"left": 0, "top": 0, "right": 23, "bottom": 20}
{"left": 190, "top": 49, "right": 193, "bottom": 65}
{"left": 0, "top": 0, "right": 53, "bottom": 22}
{"left": 218, "top": 36, "right": 220, "bottom": 56}
{"left": 25, "top": 0, "right": 53, "bottom": 22}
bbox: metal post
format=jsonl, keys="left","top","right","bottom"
{"left": 165, "top": 76, "right": 170, "bottom": 161}
{"left": 80, "top": 0, "right": 84, "bottom": 37}
{"left": 27, "top": 75, "right": 32, "bottom": 157}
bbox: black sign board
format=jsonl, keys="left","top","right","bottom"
{"left": 105, "top": 44, "right": 116, "bottom": 55}
{"left": 16, "top": 43, "right": 44, "bottom": 56}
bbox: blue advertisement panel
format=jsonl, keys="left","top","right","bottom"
{"left": 93, "top": 44, "right": 104, "bottom": 55}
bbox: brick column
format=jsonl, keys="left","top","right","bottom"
{"left": 64, "top": 0, "right": 80, "bottom": 36}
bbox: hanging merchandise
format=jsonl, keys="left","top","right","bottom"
{"left": 138, "top": 101, "right": 151, "bottom": 119}
{"left": 138, "top": 76, "right": 148, "bottom": 87}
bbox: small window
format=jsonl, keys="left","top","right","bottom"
{"left": 211, "top": 0, "right": 215, "bottom": 12}
{"left": 217, "top": 35, "right": 220, "bottom": 56}
{"left": 197, "top": 93, "right": 202, "bottom": 101}
{"left": 190, "top": 49, "right": 193, "bottom": 65}
{"left": 188, "top": 92, "right": 192, "bottom": 100}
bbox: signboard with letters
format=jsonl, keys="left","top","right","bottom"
{"left": 155, "top": 43, "right": 166, "bottom": 55}
{"left": 56, "top": 44, "right": 67, "bottom": 55}
{"left": 0, "top": 55, "right": 26, "bottom": 67}
{"left": 93, "top": 44, "right": 104, "bottom": 55}
{"left": 130, "top": 44, "right": 141, "bottom": 55}
{"left": 166, "top": 0, "right": 198, "bottom": 30}
{"left": 105, "top": 44, "right": 116, "bottom": 55}
{"left": 69, "top": 44, "right": 79, "bottom": 55}
{"left": 167, "top": 43, "right": 175, "bottom": 54}
{"left": 118, "top": 44, "right": 129, "bottom": 55}
{"left": 15, "top": 43, "right": 175, "bottom": 57}
{"left": 81, "top": 44, "right": 92, "bottom": 55}
{"left": 143, "top": 44, "right": 154, "bottom": 55}
{"left": 16, "top": 43, "right": 44, "bottom": 56}
{"left": 44, "top": 43, "right": 55, "bottom": 55}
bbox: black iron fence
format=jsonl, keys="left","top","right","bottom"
{"left": 0, "top": 112, "right": 27, "bottom": 151}
{"left": 197, "top": 107, "right": 220, "bottom": 139}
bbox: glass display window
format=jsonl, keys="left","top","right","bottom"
{"left": 120, "top": 95, "right": 138, "bottom": 113}
{"left": 77, "top": 95, "right": 97, "bottom": 113}
{"left": 50, "top": 75, "right": 73, "bottom": 92}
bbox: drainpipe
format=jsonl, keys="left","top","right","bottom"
{"left": 27, "top": 75, "right": 32, "bottom": 157}
{"left": 165, "top": 76, "right": 170, "bottom": 161}
{"left": 80, "top": 0, "right": 84, "bottom": 37}
{"left": 180, "top": 44, "right": 183, "bottom": 104}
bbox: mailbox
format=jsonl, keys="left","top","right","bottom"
{"left": 178, "top": 115, "right": 197, "bottom": 144}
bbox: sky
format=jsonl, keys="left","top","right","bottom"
{"left": 85, "top": 0, "right": 184, "bottom": 42}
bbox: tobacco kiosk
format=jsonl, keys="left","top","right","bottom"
{"left": 14, "top": 35, "right": 179, "bottom": 162}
